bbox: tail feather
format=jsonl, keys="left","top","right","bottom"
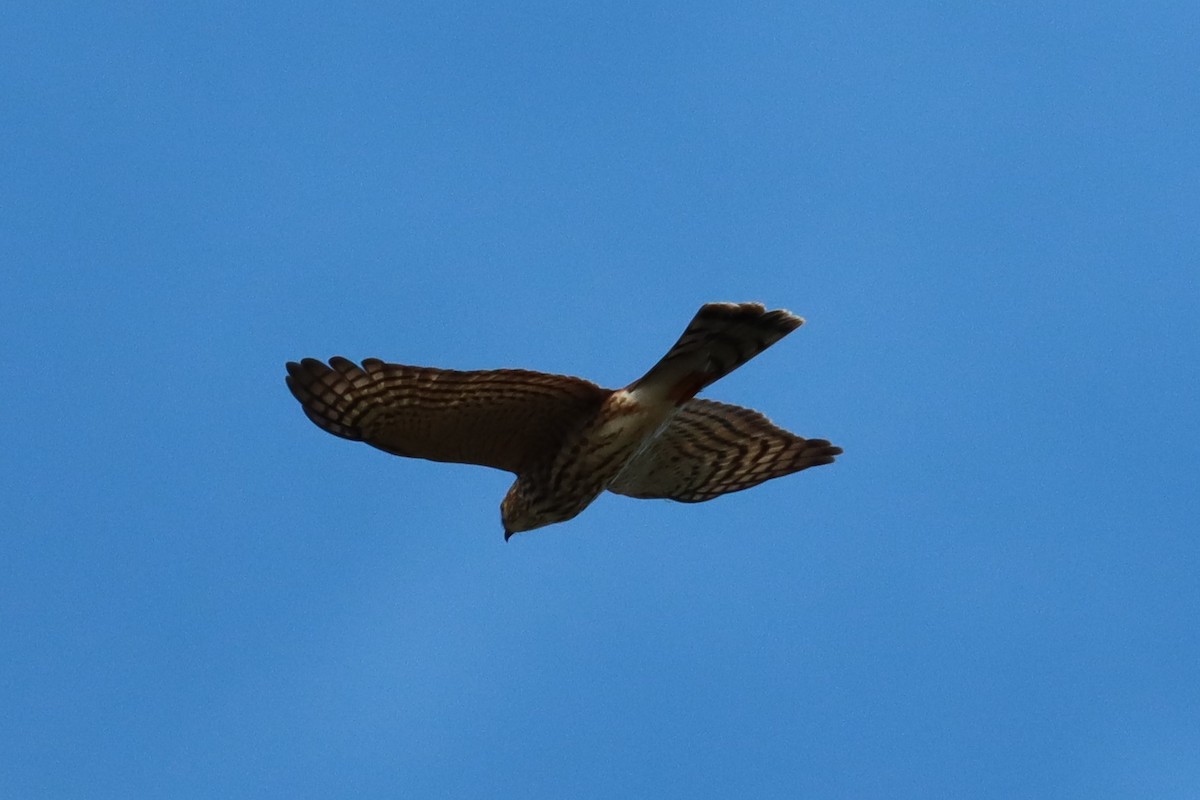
{"left": 629, "top": 302, "right": 803, "bottom": 403}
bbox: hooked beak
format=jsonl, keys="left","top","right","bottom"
{"left": 504, "top": 527, "right": 514, "bottom": 542}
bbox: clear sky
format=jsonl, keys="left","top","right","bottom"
{"left": 3, "top": 2, "right": 1198, "bottom": 798}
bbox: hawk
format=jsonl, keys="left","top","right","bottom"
{"left": 285, "top": 302, "right": 842, "bottom": 539}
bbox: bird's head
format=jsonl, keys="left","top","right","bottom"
{"left": 500, "top": 480, "right": 557, "bottom": 541}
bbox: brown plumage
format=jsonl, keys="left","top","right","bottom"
{"left": 285, "top": 302, "right": 842, "bottom": 538}
{"left": 607, "top": 399, "right": 840, "bottom": 503}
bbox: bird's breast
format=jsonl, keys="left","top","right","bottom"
{"left": 550, "top": 390, "right": 677, "bottom": 487}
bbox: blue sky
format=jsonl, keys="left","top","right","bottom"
{"left": 3, "top": 2, "right": 1198, "bottom": 797}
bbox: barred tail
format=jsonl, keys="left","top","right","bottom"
{"left": 629, "top": 302, "right": 804, "bottom": 404}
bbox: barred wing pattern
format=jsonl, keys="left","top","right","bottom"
{"left": 285, "top": 357, "right": 610, "bottom": 474}
{"left": 609, "top": 399, "right": 843, "bottom": 503}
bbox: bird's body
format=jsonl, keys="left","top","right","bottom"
{"left": 502, "top": 388, "right": 678, "bottom": 534}
{"left": 285, "top": 302, "right": 841, "bottom": 538}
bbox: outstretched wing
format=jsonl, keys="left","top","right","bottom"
{"left": 608, "top": 398, "right": 842, "bottom": 502}
{"left": 285, "top": 357, "right": 611, "bottom": 474}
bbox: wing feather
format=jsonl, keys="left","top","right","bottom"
{"left": 285, "top": 357, "right": 610, "bottom": 474}
{"left": 609, "top": 398, "right": 841, "bottom": 502}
